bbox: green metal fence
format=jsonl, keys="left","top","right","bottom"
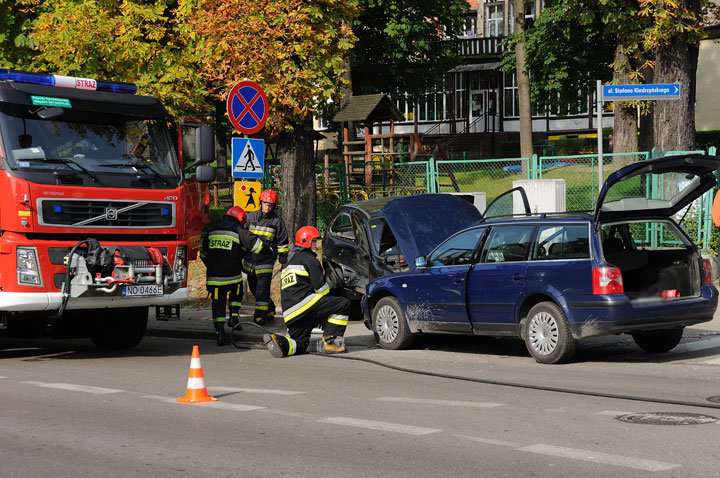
{"left": 210, "top": 147, "right": 719, "bottom": 251}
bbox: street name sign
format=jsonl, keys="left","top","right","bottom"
{"left": 602, "top": 83, "right": 680, "bottom": 101}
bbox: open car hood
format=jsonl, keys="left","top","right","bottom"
{"left": 595, "top": 155, "right": 720, "bottom": 224}
{"left": 382, "top": 194, "right": 483, "bottom": 271}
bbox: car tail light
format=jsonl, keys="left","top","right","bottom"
{"left": 703, "top": 259, "right": 713, "bottom": 285}
{"left": 203, "top": 192, "right": 210, "bottom": 206}
{"left": 593, "top": 267, "right": 624, "bottom": 295}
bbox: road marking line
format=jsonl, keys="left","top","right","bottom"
{"left": 675, "top": 336, "right": 720, "bottom": 354}
{"left": 594, "top": 411, "right": 633, "bottom": 417}
{"left": 193, "top": 401, "right": 265, "bottom": 411}
{"left": 319, "top": 417, "right": 441, "bottom": 436}
{"left": 211, "top": 386, "right": 304, "bottom": 395}
{"left": 377, "top": 397, "right": 503, "bottom": 408}
{"left": 22, "top": 381, "right": 123, "bottom": 395}
{"left": 456, "top": 434, "right": 520, "bottom": 447}
{"left": 517, "top": 444, "right": 681, "bottom": 471}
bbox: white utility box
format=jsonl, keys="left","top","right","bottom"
{"left": 446, "top": 192, "right": 487, "bottom": 213}
{"left": 512, "top": 179, "right": 566, "bottom": 214}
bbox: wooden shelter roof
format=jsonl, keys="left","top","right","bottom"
{"left": 332, "top": 94, "right": 404, "bottom": 123}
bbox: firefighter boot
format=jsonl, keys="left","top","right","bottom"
{"left": 214, "top": 322, "right": 229, "bottom": 346}
{"left": 263, "top": 333, "right": 295, "bottom": 358}
{"left": 321, "top": 336, "right": 346, "bottom": 354}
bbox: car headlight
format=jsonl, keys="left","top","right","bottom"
{"left": 174, "top": 245, "right": 187, "bottom": 281}
{"left": 17, "top": 247, "right": 42, "bottom": 285}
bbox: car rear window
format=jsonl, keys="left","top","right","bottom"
{"left": 533, "top": 224, "right": 590, "bottom": 260}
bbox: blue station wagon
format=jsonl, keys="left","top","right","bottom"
{"left": 361, "top": 155, "right": 720, "bottom": 363}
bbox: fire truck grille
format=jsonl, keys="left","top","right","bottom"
{"left": 37, "top": 199, "right": 175, "bottom": 228}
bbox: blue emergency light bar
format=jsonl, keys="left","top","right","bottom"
{"left": 0, "top": 68, "right": 137, "bottom": 95}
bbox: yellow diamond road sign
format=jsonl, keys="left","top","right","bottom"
{"left": 234, "top": 181, "right": 262, "bottom": 212}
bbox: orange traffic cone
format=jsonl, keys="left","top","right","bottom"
{"left": 176, "top": 345, "right": 218, "bottom": 403}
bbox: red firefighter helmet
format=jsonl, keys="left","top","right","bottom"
{"left": 259, "top": 189, "right": 278, "bottom": 205}
{"left": 295, "top": 226, "right": 321, "bottom": 247}
{"left": 225, "top": 206, "right": 247, "bottom": 225}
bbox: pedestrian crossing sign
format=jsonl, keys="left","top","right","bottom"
{"left": 234, "top": 181, "right": 262, "bottom": 212}
{"left": 231, "top": 137, "right": 264, "bottom": 179}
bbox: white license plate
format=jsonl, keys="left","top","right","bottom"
{"left": 122, "top": 284, "right": 164, "bottom": 298}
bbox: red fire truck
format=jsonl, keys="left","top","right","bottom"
{"left": 0, "top": 69, "right": 216, "bottom": 349}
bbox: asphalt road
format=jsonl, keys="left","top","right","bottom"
{"left": 2, "top": 307, "right": 720, "bottom": 477}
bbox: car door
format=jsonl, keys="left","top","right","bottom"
{"left": 323, "top": 209, "right": 371, "bottom": 293}
{"left": 401, "top": 227, "right": 486, "bottom": 333}
{"left": 466, "top": 224, "right": 535, "bottom": 333}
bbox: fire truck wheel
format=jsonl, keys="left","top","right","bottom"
{"left": 90, "top": 307, "right": 148, "bottom": 350}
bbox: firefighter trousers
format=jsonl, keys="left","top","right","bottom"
{"left": 286, "top": 295, "right": 350, "bottom": 354}
{"left": 208, "top": 282, "right": 243, "bottom": 324}
{"left": 247, "top": 270, "right": 274, "bottom": 322}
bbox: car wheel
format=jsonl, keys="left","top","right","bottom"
{"left": 372, "top": 297, "right": 413, "bottom": 350}
{"left": 631, "top": 328, "right": 684, "bottom": 353}
{"left": 524, "top": 301, "right": 576, "bottom": 364}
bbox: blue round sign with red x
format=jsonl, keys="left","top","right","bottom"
{"left": 226, "top": 80, "right": 269, "bottom": 134}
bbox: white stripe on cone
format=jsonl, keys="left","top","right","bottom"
{"left": 186, "top": 377, "right": 207, "bottom": 389}
{"left": 190, "top": 358, "right": 202, "bottom": 369}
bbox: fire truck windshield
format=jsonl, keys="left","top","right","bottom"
{"left": 0, "top": 105, "right": 181, "bottom": 189}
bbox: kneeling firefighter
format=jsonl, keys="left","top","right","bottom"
{"left": 200, "top": 206, "right": 269, "bottom": 345}
{"left": 264, "top": 226, "right": 350, "bottom": 357}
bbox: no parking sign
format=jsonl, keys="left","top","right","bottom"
{"left": 226, "top": 80, "right": 269, "bottom": 134}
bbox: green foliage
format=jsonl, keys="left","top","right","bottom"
{"left": 26, "top": 0, "right": 209, "bottom": 118}
{"left": 351, "top": 0, "right": 468, "bottom": 101}
{"left": 502, "top": 0, "right": 616, "bottom": 114}
{"left": 0, "top": 0, "right": 36, "bottom": 68}
{"left": 695, "top": 130, "right": 720, "bottom": 151}
{"left": 184, "top": 0, "right": 359, "bottom": 133}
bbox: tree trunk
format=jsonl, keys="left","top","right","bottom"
{"left": 612, "top": 41, "right": 638, "bottom": 165}
{"left": 278, "top": 124, "right": 317, "bottom": 240}
{"left": 652, "top": 0, "right": 699, "bottom": 152}
{"left": 513, "top": 0, "right": 533, "bottom": 166}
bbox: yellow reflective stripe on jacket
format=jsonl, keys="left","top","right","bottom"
{"left": 251, "top": 238, "right": 264, "bottom": 254}
{"left": 249, "top": 225, "right": 275, "bottom": 240}
{"left": 283, "top": 265, "right": 308, "bottom": 275}
{"left": 277, "top": 245, "right": 289, "bottom": 253}
{"left": 314, "top": 283, "right": 329, "bottom": 296}
{"left": 327, "top": 314, "right": 349, "bottom": 326}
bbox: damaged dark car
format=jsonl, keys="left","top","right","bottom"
{"left": 322, "top": 194, "right": 483, "bottom": 313}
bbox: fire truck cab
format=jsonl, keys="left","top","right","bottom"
{"left": 0, "top": 69, "right": 215, "bottom": 349}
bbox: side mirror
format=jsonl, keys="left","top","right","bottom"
{"left": 184, "top": 126, "right": 215, "bottom": 172}
{"left": 195, "top": 164, "right": 216, "bottom": 183}
{"left": 195, "top": 125, "right": 215, "bottom": 165}
{"left": 414, "top": 256, "right": 427, "bottom": 269}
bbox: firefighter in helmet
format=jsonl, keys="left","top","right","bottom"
{"left": 200, "top": 206, "right": 269, "bottom": 345}
{"left": 263, "top": 226, "right": 350, "bottom": 357}
{"left": 241, "top": 189, "right": 289, "bottom": 326}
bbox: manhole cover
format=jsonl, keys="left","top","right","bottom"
{"left": 617, "top": 412, "right": 717, "bottom": 425}
{"left": 707, "top": 396, "right": 720, "bottom": 403}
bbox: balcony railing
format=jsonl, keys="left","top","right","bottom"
{"left": 457, "top": 36, "right": 504, "bottom": 57}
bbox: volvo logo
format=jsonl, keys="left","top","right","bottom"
{"left": 105, "top": 207, "right": 118, "bottom": 221}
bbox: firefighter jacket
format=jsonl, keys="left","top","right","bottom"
{"left": 200, "top": 216, "right": 266, "bottom": 287}
{"left": 280, "top": 246, "right": 330, "bottom": 324}
{"left": 244, "top": 210, "right": 289, "bottom": 273}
